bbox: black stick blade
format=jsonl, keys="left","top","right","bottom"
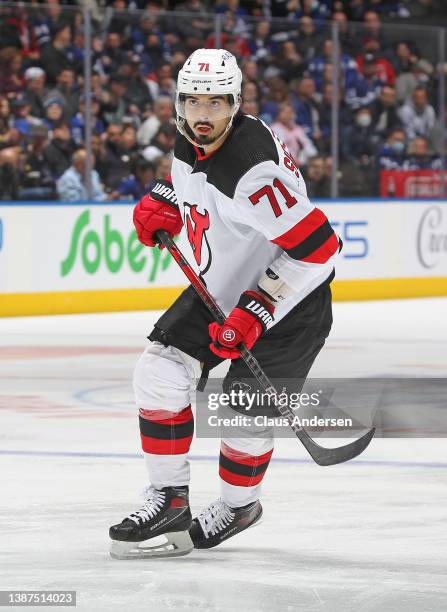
{"left": 300, "top": 427, "right": 376, "bottom": 466}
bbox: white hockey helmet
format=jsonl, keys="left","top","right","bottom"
{"left": 175, "top": 48, "right": 242, "bottom": 146}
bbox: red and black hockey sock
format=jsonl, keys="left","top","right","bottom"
{"left": 139, "top": 406, "right": 194, "bottom": 455}
{"left": 219, "top": 442, "right": 273, "bottom": 487}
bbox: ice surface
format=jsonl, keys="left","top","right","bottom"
{"left": 1, "top": 298, "right": 446, "bottom": 612}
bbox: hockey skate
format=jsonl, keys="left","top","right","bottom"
{"left": 189, "top": 498, "right": 262, "bottom": 549}
{"left": 109, "top": 485, "right": 193, "bottom": 559}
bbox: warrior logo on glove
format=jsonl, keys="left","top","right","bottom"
{"left": 209, "top": 291, "right": 275, "bottom": 359}
{"left": 133, "top": 179, "right": 183, "bottom": 248}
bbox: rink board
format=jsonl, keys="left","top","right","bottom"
{"left": 0, "top": 200, "right": 446, "bottom": 316}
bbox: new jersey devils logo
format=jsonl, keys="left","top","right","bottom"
{"left": 184, "top": 203, "right": 212, "bottom": 275}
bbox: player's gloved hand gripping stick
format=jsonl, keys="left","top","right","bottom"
{"left": 155, "top": 229, "right": 375, "bottom": 467}
{"left": 208, "top": 290, "right": 275, "bottom": 359}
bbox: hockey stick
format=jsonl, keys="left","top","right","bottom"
{"left": 155, "top": 230, "right": 375, "bottom": 466}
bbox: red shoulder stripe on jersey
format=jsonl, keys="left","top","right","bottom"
{"left": 139, "top": 406, "right": 193, "bottom": 426}
{"left": 219, "top": 465, "right": 266, "bottom": 487}
{"left": 140, "top": 434, "right": 193, "bottom": 455}
{"left": 220, "top": 442, "right": 273, "bottom": 467}
{"left": 272, "top": 207, "right": 327, "bottom": 250}
{"left": 300, "top": 232, "right": 340, "bottom": 264}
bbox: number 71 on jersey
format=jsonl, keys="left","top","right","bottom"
{"left": 249, "top": 178, "right": 298, "bottom": 218}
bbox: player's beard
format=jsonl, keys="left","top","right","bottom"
{"left": 189, "top": 122, "right": 228, "bottom": 146}
{"left": 195, "top": 132, "right": 214, "bottom": 145}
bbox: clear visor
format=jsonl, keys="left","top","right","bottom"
{"left": 176, "top": 93, "right": 236, "bottom": 123}
{"left": 175, "top": 92, "right": 239, "bottom": 146}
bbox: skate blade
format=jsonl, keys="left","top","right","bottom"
{"left": 110, "top": 530, "right": 194, "bottom": 560}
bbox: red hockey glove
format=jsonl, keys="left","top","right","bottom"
{"left": 133, "top": 179, "right": 182, "bottom": 247}
{"left": 209, "top": 291, "right": 275, "bottom": 359}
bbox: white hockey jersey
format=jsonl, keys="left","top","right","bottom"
{"left": 171, "top": 114, "right": 340, "bottom": 326}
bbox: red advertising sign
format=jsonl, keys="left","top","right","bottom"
{"left": 380, "top": 170, "right": 447, "bottom": 198}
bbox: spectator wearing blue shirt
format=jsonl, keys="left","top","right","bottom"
{"left": 66, "top": 27, "right": 85, "bottom": 75}
{"left": 57, "top": 148, "right": 107, "bottom": 202}
{"left": 70, "top": 94, "right": 105, "bottom": 146}
{"left": 317, "top": 82, "right": 351, "bottom": 154}
{"left": 403, "top": 136, "right": 442, "bottom": 170}
{"left": 43, "top": 97, "right": 65, "bottom": 131}
{"left": 287, "top": 0, "right": 333, "bottom": 24}
{"left": 345, "top": 52, "right": 385, "bottom": 110}
{"left": 132, "top": 11, "right": 171, "bottom": 74}
{"left": 32, "top": 1, "right": 68, "bottom": 49}
{"left": 377, "top": 128, "right": 407, "bottom": 171}
{"left": 116, "top": 158, "right": 155, "bottom": 201}
{"left": 12, "top": 95, "right": 43, "bottom": 137}
{"left": 309, "top": 39, "right": 359, "bottom": 94}
{"left": 291, "top": 77, "right": 321, "bottom": 142}
{"left": 260, "top": 75, "right": 291, "bottom": 125}
{"left": 247, "top": 20, "right": 274, "bottom": 64}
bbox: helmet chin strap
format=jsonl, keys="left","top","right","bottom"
{"left": 176, "top": 101, "right": 240, "bottom": 149}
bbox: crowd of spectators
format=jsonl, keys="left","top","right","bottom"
{"left": 0, "top": 0, "right": 445, "bottom": 201}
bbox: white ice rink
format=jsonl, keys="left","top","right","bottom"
{"left": 1, "top": 298, "right": 446, "bottom": 612}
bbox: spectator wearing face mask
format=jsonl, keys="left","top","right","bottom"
{"left": 341, "top": 105, "right": 376, "bottom": 163}
{"left": 377, "top": 128, "right": 407, "bottom": 171}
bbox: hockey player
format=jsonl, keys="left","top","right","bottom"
{"left": 109, "top": 49, "right": 340, "bottom": 559}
